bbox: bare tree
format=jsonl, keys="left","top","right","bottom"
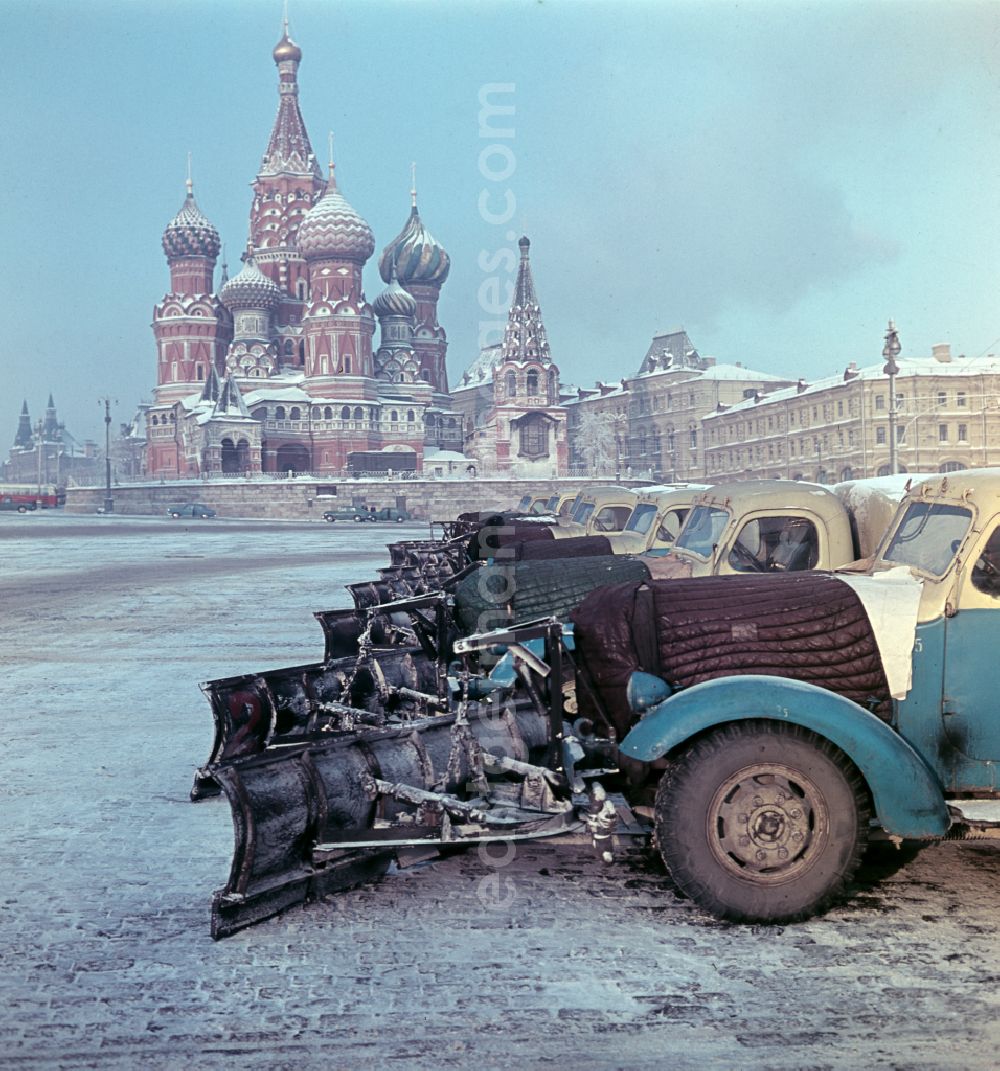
{"left": 575, "top": 410, "right": 617, "bottom": 475}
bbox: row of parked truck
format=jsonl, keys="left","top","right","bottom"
{"left": 195, "top": 471, "right": 1000, "bottom": 938}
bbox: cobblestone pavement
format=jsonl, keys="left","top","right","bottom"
{"left": 2, "top": 514, "right": 999, "bottom": 1070}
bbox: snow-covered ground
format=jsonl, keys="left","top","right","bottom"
{"left": 2, "top": 512, "right": 1000, "bottom": 1070}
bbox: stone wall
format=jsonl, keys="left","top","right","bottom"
{"left": 65, "top": 477, "right": 648, "bottom": 520}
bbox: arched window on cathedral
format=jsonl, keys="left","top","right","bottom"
{"left": 196, "top": 364, "right": 204, "bottom": 380}
{"left": 421, "top": 369, "right": 430, "bottom": 381}
{"left": 407, "top": 410, "right": 415, "bottom": 423}
{"left": 297, "top": 280, "right": 307, "bottom": 301}
{"left": 324, "top": 406, "right": 333, "bottom": 420}
{"left": 275, "top": 406, "right": 286, "bottom": 420}
{"left": 298, "top": 341, "right": 305, "bottom": 364}
{"left": 353, "top": 406, "right": 363, "bottom": 420}
{"left": 252, "top": 408, "right": 267, "bottom": 422}
{"left": 151, "top": 415, "right": 158, "bottom": 426}
{"left": 341, "top": 406, "right": 351, "bottom": 420}
{"left": 284, "top": 340, "right": 294, "bottom": 357}
{"left": 506, "top": 371, "right": 517, "bottom": 397}
{"left": 390, "top": 410, "right": 399, "bottom": 423}
{"left": 289, "top": 407, "right": 301, "bottom": 421}
{"left": 342, "top": 356, "right": 352, "bottom": 373}
{"left": 527, "top": 369, "right": 539, "bottom": 396}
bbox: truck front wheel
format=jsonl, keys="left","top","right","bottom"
{"left": 654, "top": 720, "right": 870, "bottom": 923}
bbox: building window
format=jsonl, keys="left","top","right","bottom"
{"left": 876, "top": 427, "right": 886, "bottom": 445}
{"left": 275, "top": 406, "right": 286, "bottom": 420}
{"left": 289, "top": 407, "right": 301, "bottom": 420}
{"left": 390, "top": 411, "right": 398, "bottom": 422}
{"left": 897, "top": 426, "right": 905, "bottom": 444}
{"left": 524, "top": 370, "right": 537, "bottom": 396}
{"left": 689, "top": 428, "right": 697, "bottom": 450}
{"left": 937, "top": 391, "right": 947, "bottom": 407}
{"left": 324, "top": 406, "right": 333, "bottom": 419}
{"left": 939, "top": 424, "right": 948, "bottom": 443}
{"left": 341, "top": 406, "right": 351, "bottom": 420}
{"left": 875, "top": 395, "right": 885, "bottom": 411}
{"left": 958, "top": 423, "right": 968, "bottom": 442}
{"left": 519, "top": 415, "right": 549, "bottom": 458}
{"left": 957, "top": 392, "right": 967, "bottom": 407}
{"left": 506, "top": 371, "right": 517, "bottom": 397}
{"left": 354, "top": 407, "right": 363, "bottom": 420}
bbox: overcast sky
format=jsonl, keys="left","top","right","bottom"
{"left": 2, "top": 0, "right": 998, "bottom": 450}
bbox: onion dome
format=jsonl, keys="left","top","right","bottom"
{"left": 296, "top": 176, "right": 375, "bottom": 263}
{"left": 272, "top": 29, "right": 302, "bottom": 64}
{"left": 378, "top": 201, "right": 450, "bottom": 287}
{"left": 372, "top": 263, "right": 417, "bottom": 319}
{"left": 162, "top": 189, "right": 221, "bottom": 260}
{"left": 219, "top": 254, "right": 282, "bottom": 311}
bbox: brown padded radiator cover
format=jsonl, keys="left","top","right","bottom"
{"left": 571, "top": 572, "right": 891, "bottom": 737}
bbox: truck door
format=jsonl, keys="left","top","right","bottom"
{"left": 942, "top": 521, "right": 1000, "bottom": 766}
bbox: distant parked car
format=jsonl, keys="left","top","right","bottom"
{"left": 167, "top": 503, "right": 216, "bottom": 519}
{"left": 368, "top": 507, "right": 412, "bottom": 523}
{"left": 322, "top": 507, "right": 372, "bottom": 522}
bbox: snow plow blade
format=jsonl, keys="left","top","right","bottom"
{"left": 210, "top": 703, "right": 565, "bottom": 939}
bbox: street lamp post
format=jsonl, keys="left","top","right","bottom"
{"left": 35, "top": 419, "right": 43, "bottom": 500}
{"left": 99, "top": 397, "right": 115, "bottom": 513}
{"left": 882, "top": 319, "right": 902, "bottom": 475}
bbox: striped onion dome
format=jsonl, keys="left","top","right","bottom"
{"left": 372, "top": 264, "right": 417, "bottom": 319}
{"left": 378, "top": 203, "right": 450, "bottom": 287}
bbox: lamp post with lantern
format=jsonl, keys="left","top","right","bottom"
{"left": 882, "top": 319, "right": 902, "bottom": 475}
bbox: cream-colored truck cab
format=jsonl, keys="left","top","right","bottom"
{"left": 655, "top": 479, "right": 895, "bottom": 579}
{"left": 607, "top": 485, "right": 709, "bottom": 555}
{"left": 556, "top": 486, "right": 638, "bottom": 537}
{"left": 542, "top": 490, "right": 580, "bottom": 520}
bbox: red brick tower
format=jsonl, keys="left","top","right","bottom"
{"left": 148, "top": 176, "right": 231, "bottom": 475}
{"left": 248, "top": 20, "right": 327, "bottom": 369}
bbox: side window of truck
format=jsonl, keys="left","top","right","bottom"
{"left": 971, "top": 526, "right": 1000, "bottom": 597}
{"left": 729, "top": 516, "right": 819, "bottom": 573}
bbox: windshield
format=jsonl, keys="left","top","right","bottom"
{"left": 881, "top": 501, "right": 973, "bottom": 576}
{"left": 570, "top": 498, "right": 592, "bottom": 523}
{"left": 654, "top": 508, "right": 689, "bottom": 547}
{"left": 575, "top": 502, "right": 596, "bottom": 526}
{"left": 674, "top": 506, "right": 730, "bottom": 559}
{"left": 545, "top": 494, "right": 560, "bottom": 512}
{"left": 625, "top": 503, "right": 658, "bottom": 534}
{"left": 517, "top": 494, "right": 532, "bottom": 511}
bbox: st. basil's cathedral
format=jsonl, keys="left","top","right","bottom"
{"left": 146, "top": 23, "right": 461, "bottom": 478}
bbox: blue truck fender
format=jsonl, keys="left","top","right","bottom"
{"left": 619, "top": 674, "right": 950, "bottom": 839}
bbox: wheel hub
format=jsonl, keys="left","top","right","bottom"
{"left": 708, "top": 765, "right": 826, "bottom": 881}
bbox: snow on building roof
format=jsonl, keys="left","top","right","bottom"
{"left": 424, "top": 448, "right": 469, "bottom": 462}
{"left": 703, "top": 351, "right": 1000, "bottom": 420}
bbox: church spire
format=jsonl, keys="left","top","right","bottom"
{"left": 261, "top": 15, "right": 320, "bottom": 178}
{"left": 13, "top": 400, "right": 32, "bottom": 448}
{"left": 501, "top": 236, "right": 551, "bottom": 364}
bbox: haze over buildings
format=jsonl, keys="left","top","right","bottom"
{"left": 2, "top": 0, "right": 998, "bottom": 451}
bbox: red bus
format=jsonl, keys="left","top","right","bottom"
{"left": 0, "top": 483, "right": 65, "bottom": 511}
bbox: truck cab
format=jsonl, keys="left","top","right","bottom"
{"left": 616, "top": 469, "right": 1000, "bottom": 924}
{"left": 556, "top": 486, "right": 638, "bottom": 537}
{"left": 652, "top": 480, "right": 862, "bottom": 577}
{"left": 608, "top": 485, "right": 707, "bottom": 555}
